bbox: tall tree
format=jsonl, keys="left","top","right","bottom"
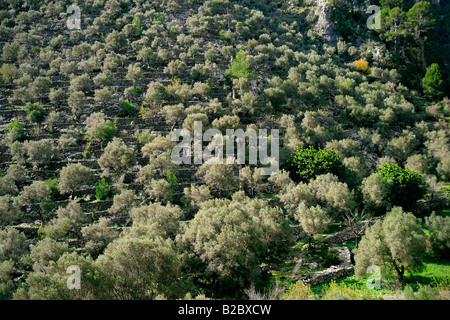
{"left": 382, "top": 7, "right": 407, "bottom": 55}
{"left": 406, "top": 1, "right": 436, "bottom": 68}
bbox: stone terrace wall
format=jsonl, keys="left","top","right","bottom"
{"left": 300, "top": 247, "right": 354, "bottom": 286}
{"left": 321, "top": 219, "right": 377, "bottom": 245}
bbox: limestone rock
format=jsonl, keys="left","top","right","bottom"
{"left": 313, "top": 0, "right": 337, "bottom": 45}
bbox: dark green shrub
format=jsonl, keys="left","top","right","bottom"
{"left": 95, "top": 178, "right": 111, "bottom": 200}
{"left": 226, "top": 50, "right": 253, "bottom": 80}
{"left": 2, "top": 18, "right": 15, "bottom": 28}
{"left": 118, "top": 100, "right": 136, "bottom": 117}
{"left": 166, "top": 170, "right": 178, "bottom": 203}
{"left": 98, "top": 121, "right": 117, "bottom": 142}
{"left": 25, "top": 102, "right": 46, "bottom": 123}
{"left": 166, "top": 170, "right": 178, "bottom": 188}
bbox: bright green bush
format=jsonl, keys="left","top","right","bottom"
{"left": 118, "top": 100, "right": 136, "bottom": 117}
{"left": 377, "top": 162, "right": 425, "bottom": 210}
{"left": 286, "top": 146, "right": 342, "bottom": 183}
{"left": 95, "top": 178, "right": 111, "bottom": 200}
{"left": 321, "top": 281, "right": 366, "bottom": 300}
{"left": 280, "top": 282, "right": 315, "bottom": 300}
{"left": 4, "top": 118, "right": 26, "bottom": 143}
{"left": 422, "top": 63, "right": 445, "bottom": 100}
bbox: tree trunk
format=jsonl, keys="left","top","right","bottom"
{"left": 397, "top": 266, "right": 405, "bottom": 285}
{"left": 393, "top": 261, "right": 405, "bottom": 285}
{"left": 418, "top": 38, "right": 426, "bottom": 70}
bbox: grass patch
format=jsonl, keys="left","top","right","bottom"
{"left": 404, "top": 257, "right": 450, "bottom": 289}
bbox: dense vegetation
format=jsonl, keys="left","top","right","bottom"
{"left": 0, "top": 0, "right": 449, "bottom": 300}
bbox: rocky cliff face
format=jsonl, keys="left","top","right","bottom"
{"left": 313, "top": 0, "right": 337, "bottom": 44}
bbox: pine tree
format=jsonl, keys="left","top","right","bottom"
{"left": 422, "top": 63, "right": 445, "bottom": 100}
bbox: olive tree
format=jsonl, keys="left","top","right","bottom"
{"left": 354, "top": 207, "right": 426, "bottom": 284}
{"left": 177, "top": 194, "right": 292, "bottom": 292}
{"left": 296, "top": 203, "right": 331, "bottom": 246}
{"left": 95, "top": 232, "right": 185, "bottom": 300}
{"left": 176, "top": 198, "right": 265, "bottom": 290}
{"left": 0, "top": 196, "right": 19, "bottom": 227}
{"left": 14, "top": 252, "right": 103, "bottom": 300}
{"left": 42, "top": 201, "right": 85, "bottom": 240}
{"left": 238, "top": 166, "right": 263, "bottom": 197}
{"left": 196, "top": 162, "right": 237, "bottom": 197}
{"left": 23, "top": 139, "right": 58, "bottom": 170}
{"left": 70, "top": 74, "right": 91, "bottom": 94}
{"left": 85, "top": 112, "right": 117, "bottom": 144}
{"left": 183, "top": 184, "right": 212, "bottom": 209}
{"left": 58, "top": 163, "right": 95, "bottom": 199}
{"left": 29, "top": 76, "right": 51, "bottom": 102}
{"left": 14, "top": 180, "right": 51, "bottom": 209}
{"left": 425, "top": 213, "right": 450, "bottom": 258}
{"left": 144, "top": 178, "right": 173, "bottom": 203}
{"left": 109, "top": 189, "right": 136, "bottom": 222}
{"left": 27, "top": 237, "right": 69, "bottom": 271}
{"left": 130, "top": 202, "right": 183, "bottom": 238}
{"left": 126, "top": 62, "right": 143, "bottom": 87}
{"left": 98, "top": 138, "right": 135, "bottom": 179}
{"left": 279, "top": 174, "right": 355, "bottom": 220}
{"left": 94, "top": 88, "right": 113, "bottom": 112}
{"left": 437, "top": 156, "right": 450, "bottom": 181}
{"left": 68, "top": 91, "right": 86, "bottom": 120}
{"left": 143, "top": 81, "right": 166, "bottom": 116}
{"left": 0, "top": 228, "right": 28, "bottom": 299}
{"left": 81, "top": 217, "right": 119, "bottom": 256}
{"left": 0, "top": 175, "right": 18, "bottom": 196}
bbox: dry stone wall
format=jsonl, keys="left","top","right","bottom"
{"left": 300, "top": 247, "right": 354, "bottom": 286}
{"left": 322, "top": 219, "right": 377, "bottom": 245}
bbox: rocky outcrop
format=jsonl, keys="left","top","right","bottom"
{"left": 313, "top": 0, "right": 337, "bottom": 44}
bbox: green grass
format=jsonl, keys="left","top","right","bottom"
{"left": 405, "top": 255, "right": 450, "bottom": 289}
{"left": 308, "top": 255, "right": 450, "bottom": 298}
